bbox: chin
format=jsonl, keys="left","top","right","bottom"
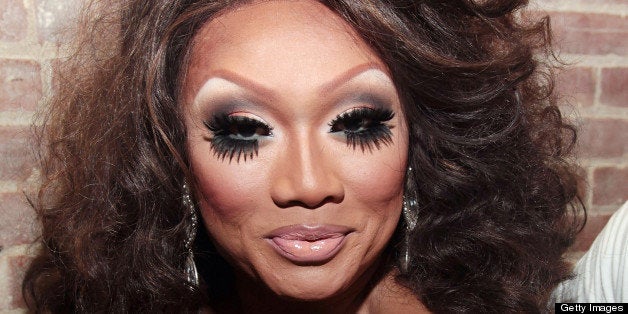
{"left": 272, "top": 280, "right": 347, "bottom": 301}
{"left": 258, "top": 260, "right": 365, "bottom": 302}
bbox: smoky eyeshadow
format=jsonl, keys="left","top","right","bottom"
{"left": 336, "top": 91, "right": 394, "bottom": 111}
{"left": 200, "top": 97, "right": 259, "bottom": 120}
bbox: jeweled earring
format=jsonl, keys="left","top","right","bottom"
{"left": 401, "top": 167, "right": 418, "bottom": 273}
{"left": 182, "top": 182, "right": 199, "bottom": 287}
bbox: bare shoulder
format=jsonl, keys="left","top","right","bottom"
{"left": 199, "top": 307, "right": 217, "bottom": 314}
{"left": 360, "top": 271, "right": 432, "bottom": 314}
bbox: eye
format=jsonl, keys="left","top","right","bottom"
{"left": 328, "top": 107, "right": 395, "bottom": 151}
{"left": 204, "top": 113, "right": 273, "bottom": 162}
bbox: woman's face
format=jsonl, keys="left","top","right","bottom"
{"left": 182, "top": 0, "right": 408, "bottom": 300}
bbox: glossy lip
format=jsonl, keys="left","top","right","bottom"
{"left": 265, "top": 224, "right": 354, "bottom": 264}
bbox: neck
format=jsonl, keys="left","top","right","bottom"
{"left": 211, "top": 262, "right": 430, "bottom": 314}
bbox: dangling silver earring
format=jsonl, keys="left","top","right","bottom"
{"left": 182, "top": 182, "right": 199, "bottom": 287}
{"left": 401, "top": 167, "right": 418, "bottom": 273}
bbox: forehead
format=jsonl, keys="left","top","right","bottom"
{"left": 182, "top": 0, "right": 388, "bottom": 105}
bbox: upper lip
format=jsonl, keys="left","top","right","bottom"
{"left": 265, "top": 224, "right": 354, "bottom": 241}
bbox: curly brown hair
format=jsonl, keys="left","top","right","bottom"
{"left": 23, "top": 0, "right": 584, "bottom": 312}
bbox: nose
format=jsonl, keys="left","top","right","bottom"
{"left": 270, "top": 134, "right": 344, "bottom": 209}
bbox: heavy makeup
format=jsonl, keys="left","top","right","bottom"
{"left": 182, "top": 0, "right": 411, "bottom": 311}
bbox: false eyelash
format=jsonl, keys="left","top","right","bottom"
{"left": 328, "top": 107, "right": 395, "bottom": 152}
{"left": 204, "top": 114, "right": 272, "bottom": 162}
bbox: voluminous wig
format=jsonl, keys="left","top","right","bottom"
{"left": 24, "top": 0, "right": 584, "bottom": 312}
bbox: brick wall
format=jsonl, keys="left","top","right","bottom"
{"left": 536, "top": 0, "right": 628, "bottom": 253}
{"left": 0, "top": 0, "right": 626, "bottom": 310}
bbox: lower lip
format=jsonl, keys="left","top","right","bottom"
{"left": 268, "top": 234, "right": 347, "bottom": 263}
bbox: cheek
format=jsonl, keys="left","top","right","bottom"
{"left": 341, "top": 132, "right": 408, "bottom": 212}
{"left": 195, "top": 167, "right": 265, "bottom": 228}
{"left": 189, "top": 154, "right": 271, "bottom": 268}
{"left": 187, "top": 137, "right": 269, "bottom": 225}
{"left": 348, "top": 161, "right": 405, "bottom": 208}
